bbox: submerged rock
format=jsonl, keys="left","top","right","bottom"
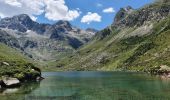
{"left": 2, "top": 88, "right": 19, "bottom": 94}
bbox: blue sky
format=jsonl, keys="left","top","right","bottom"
{"left": 36, "top": 0, "right": 154, "bottom": 30}
{"left": 0, "top": 0, "right": 154, "bottom": 30}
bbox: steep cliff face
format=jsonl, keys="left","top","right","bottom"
{"left": 0, "top": 14, "right": 38, "bottom": 33}
{"left": 53, "top": 1, "right": 170, "bottom": 71}
{"left": 0, "top": 15, "right": 96, "bottom": 62}
{"left": 0, "top": 29, "right": 21, "bottom": 49}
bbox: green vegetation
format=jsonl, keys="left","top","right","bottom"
{"left": 0, "top": 43, "right": 40, "bottom": 81}
{"left": 49, "top": 14, "right": 170, "bottom": 72}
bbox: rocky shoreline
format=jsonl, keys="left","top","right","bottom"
{"left": 148, "top": 65, "right": 170, "bottom": 79}
{"left": 0, "top": 77, "right": 21, "bottom": 88}
{"left": 0, "top": 76, "right": 44, "bottom": 90}
{"left": 0, "top": 62, "right": 44, "bottom": 90}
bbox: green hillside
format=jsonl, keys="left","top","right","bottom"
{"left": 51, "top": 1, "right": 170, "bottom": 72}
{"left": 0, "top": 43, "right": 41, "bottom": 81}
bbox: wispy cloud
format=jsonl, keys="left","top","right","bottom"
{"left": 96, "top": 3, "right": 103, "bottom": 7}
{"left": 103, "top": 7, "right": 115, "bottom": 13}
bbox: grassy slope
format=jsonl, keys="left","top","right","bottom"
{"left": 0, "top": 43, "right": 40, "bottom": 80}
{"left": 49, "top": 2, "right": 170, "bottom": 71}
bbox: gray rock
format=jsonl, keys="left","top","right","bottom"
{"left": 2, "top": 77, "right": 20, "bottom": 88}
{"left": 2, "top": 62, "right": 9, "bottom": 66}
{"left": 0, "top": 29, "right": 21, "bottom": 49}
{"left": 113, "top": 3, "right": 170, "bottom": 28}
{"left": 167, "top": 74, "right": 170, "bottom": 78}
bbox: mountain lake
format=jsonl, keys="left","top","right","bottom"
{"left": 1, "top": 71, "right": 170, "bottom": 100}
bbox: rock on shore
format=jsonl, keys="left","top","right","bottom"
{"left": 149, "top": 65, "right": 170, "bottom": 79}
{"left": 0, "top": 77, "right": 20, "bottom": 88}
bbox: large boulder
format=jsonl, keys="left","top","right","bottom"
{"left": 159, "top": 65, "right": 170, "bottom": 71}
{"left": 2, "top": 77, "right": 21, "bottom": 88}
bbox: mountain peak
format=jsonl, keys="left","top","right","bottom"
{"left": 14, "top": 14, "right": 30, "bottom": 18}
{"left": 123, "top": 6, "right": 133, "bottom": 12}
{"left": 55, "top": 20, "right": 71, "bottom": 26}
{"left": 113, "top": 2, "right": 170, "bottom": 28}
{"left": 124, "top": 6, "right": 133, "bottom": 11}
{"left": 53, "top": 20, "right": 72, "bottom": 32}
{"left": 1, "top": 14, "right": 32, "bottom": 22}
{"left": 11, "top": 14, "right": 33, "bottom": 23}
{"left": 114, "top": 6, "right": 134, "bottom": 23}
{"left": 0, "top": 14, "right": 36, "bottom": 32}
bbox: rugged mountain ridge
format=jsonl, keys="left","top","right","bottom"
{"left": 53, "top": 1, "right": 170, "bottom": 71}
{"left": 0, "top": 14, "right": 94, "bottom": 40}
{"left": 0, "top": 14, "right": 96, "bottom": 62}
{"left": 113, "top": 3, "right": 170, "bottom": 28}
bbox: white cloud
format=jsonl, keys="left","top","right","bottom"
{"left": 0, "top": 0, "right": 81, "bottom": 21}
{"left": 81, "top": 12, "right": 101, "bottom": 24}
{"left": 66, "top": 10, "right": 80, "bottom": 21}
{"left": 103, "top": 7, "right": 115, "bottom": 13}
{"left": 0, "top": 0, "right": 44, "bottom": 21}
{"left": 44, "top": 0, "right": 80, "bottom": 21}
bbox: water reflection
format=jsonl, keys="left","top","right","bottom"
{"left": 0, "top": 82, "right": 40, "bottom": 100}
{"left": 1, "top": 72, "right": 170, "bottom": 100}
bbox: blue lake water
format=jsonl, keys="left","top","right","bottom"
{"left": 1, "top": 71, "right": 170, "bottom": 100}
